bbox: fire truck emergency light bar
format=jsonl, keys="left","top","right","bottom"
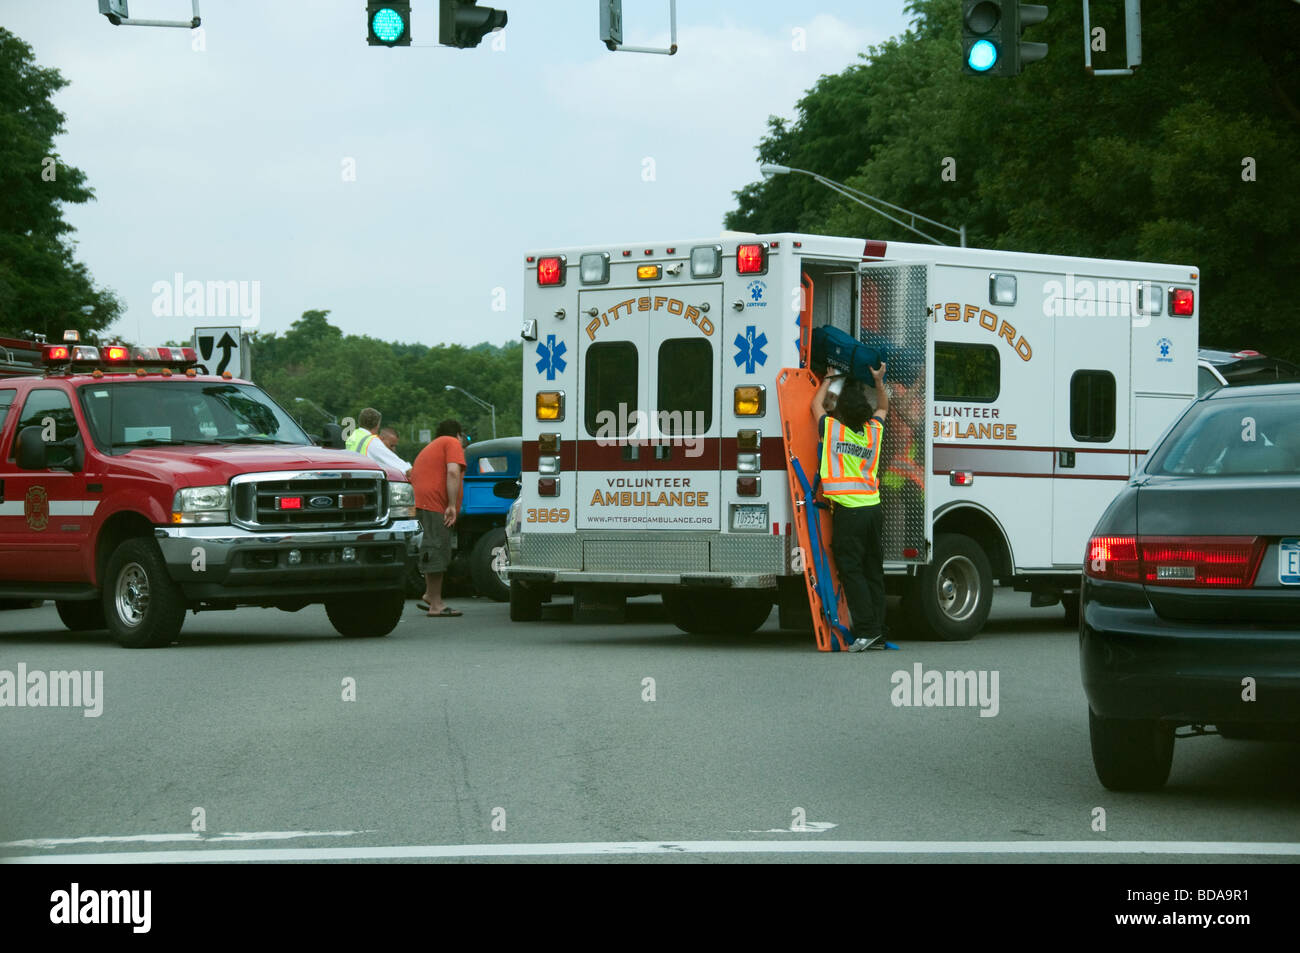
{"left": 44, "top": 343, "right": 200, "bottom": 367}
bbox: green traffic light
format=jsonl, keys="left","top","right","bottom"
{"left": 371, "top": 7, "right": 406, "bottom": 43}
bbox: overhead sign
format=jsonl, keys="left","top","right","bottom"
{"left": 193, "top": 327, "right": 248, "bottom": 379}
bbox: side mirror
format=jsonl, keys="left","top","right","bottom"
{"left": 320, "top": 422, "right": 345, "bottom": 449}
{"left": 493, "top": 479, "right": 521, "bottom": 500}
{"left": 16, "top": 426, "right": 47, "bottom": 470}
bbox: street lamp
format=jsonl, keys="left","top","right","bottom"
{"left": 444, "top": 384, "right": 496, "bottom": 439}
{"left": 759, "top": 163, "right": 966, "bottom": 247}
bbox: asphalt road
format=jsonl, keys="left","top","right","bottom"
{"left": 1, "top": 591, "right": 1298, "bottom": 864}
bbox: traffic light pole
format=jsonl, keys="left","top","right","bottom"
{"left": 602, "top": 0, "right": 678, "bottom": 55}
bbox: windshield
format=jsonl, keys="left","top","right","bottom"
{"left": 1146, "top": 394, "right": 1300, "bottom": 476}
{"left": 78, "top": 381, "right": 311, "bottom": 451}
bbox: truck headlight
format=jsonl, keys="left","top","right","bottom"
{"left": 388, "top": 481, "right": 415, "bottom": 520}
{"left": 171, "top": 485, "right": 230, "bottom": 524}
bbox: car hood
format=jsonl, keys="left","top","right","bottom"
{"left": 104, "top": 444, "right": 404, "bottom": 487}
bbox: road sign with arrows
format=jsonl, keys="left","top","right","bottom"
{"left": 193, "top": 326, "right": 248, "bottom": 379}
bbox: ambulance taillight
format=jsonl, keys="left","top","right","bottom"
{"left": 536, "top": 392, "right": 564, "bottom": 421}
{"left": 734, "top": 386, "right": 765, "bottom": 416}
{"left": 537, "top": 256, "right": 566, "bottom": 286}
{"left": 1169, "top": 288, "right": 1195, "bottom": 316}
{"left": 736, "top": 243, "right": 767, "bottom": 275}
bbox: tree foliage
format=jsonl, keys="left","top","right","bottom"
{"left": 253, "top": 311, "right": 523, "bottom": 452}
{"left": 0, "top": 28, "right": 122, "bottom": 342}
{"left": 726, "top": 0, "right": 1300, "bottom": 360}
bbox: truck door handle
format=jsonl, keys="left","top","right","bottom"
{"left": 1058, "top": 450, "right": 1076, "bottom": 468}
{"left": 622, "top": 444, "right": 639, "bottom": 461}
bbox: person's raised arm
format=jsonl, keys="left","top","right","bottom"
{"left": 811, "top": 374, "right": 835, "bottom": 428}
{"left": 871, "top": 362, "right": 889, "bottom": 423}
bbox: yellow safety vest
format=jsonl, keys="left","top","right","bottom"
{"left": 345, "top": 428, "right": 377, "bottom": 455}
{"left": 820, "top": 415, "right": 883, "bottom": 507}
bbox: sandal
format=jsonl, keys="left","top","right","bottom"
{"left": 426, "top": 606, "right": 462, "bottom": 617}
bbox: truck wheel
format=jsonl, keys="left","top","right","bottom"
{"left": 56, "top": 600, "right": 106, "bottom": 632}
{"left": 103, "top": 538, "right": 186, "bottom": 648}
{"left": 326, "top": 590, "right": 403, "bottom": 637}
{"left": 662, "top": 591, "right": 771, "bottom": 635}
{"left": 906, "top": 533, "right": 992, "bottom": 641}
{"left": 509, "top": 579, "right": 544, "bottom": 622}
{"left": 1088, "top": 707, "right": 1174, "bottom": 791}
{"left": 470, "top": 528, "right": 511, "bottom": 603}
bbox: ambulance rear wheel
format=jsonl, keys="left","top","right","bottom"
{"left": 103, "top": 538, "right": 186, "bottom": 648}
{"left": 56, "top": 599, "right": 106, "bottom": 632}
{"left": 907, "top": 533, "right": 991, "bottom": 641}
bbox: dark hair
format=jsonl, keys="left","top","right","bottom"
{"left": 358, "top": 407, "right": 382, "bottom": 431}
{"left": 436, "top": 419, "right": 463, "bottom": 438}
{"left": 834, "top": 382, "right": 874, "bottom": 433}
{"left": 380, "top": 426, "right": 398, "bottom": 439}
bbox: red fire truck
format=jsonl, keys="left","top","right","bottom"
{"left": 0, "top": 334, "right": 419, "bottom": 646}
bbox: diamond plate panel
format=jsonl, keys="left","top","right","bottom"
{"left": 584, "top": 537, "right": 709, "bottom": 572}
{"left": 520, "top": 533, "right": 582, "bottom": 569}
{"left": 861, "top": 263, "right": 928, "bottom": 563}
{"left": 710, "top": 533, "right": 789, "bottom": 574}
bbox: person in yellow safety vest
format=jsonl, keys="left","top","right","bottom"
{"left": 811, "top": 363, "right": 890, "bottom": 652}
{"left": 346, "top": 407, "right": 412, "bottom": 478}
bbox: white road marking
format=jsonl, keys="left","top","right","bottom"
{"left": 4, "top": 839, "right": 1299, "bottom": 863}
{"left": 0, "top": 830, "right": 372, "bottom": 849}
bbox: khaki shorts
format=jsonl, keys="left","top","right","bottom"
{"left": 417, "top": 508, "right": 454, "bottom": 573}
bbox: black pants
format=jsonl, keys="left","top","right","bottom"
{"left": 830, "top": 502, "right": 885, "bottom": 640}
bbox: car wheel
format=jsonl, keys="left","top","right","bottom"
{"left": 103, "top": 538, "right": 186, "bottom": 648}
{"left": 906, "top": 533, "right": 992, "bottom": 641}
{"left": 56, "top": 600, "right": 107, "bottom": 632}
{"left": 662, "top": 590, "right": 772, "bottom": 635}
{"left": 404, "top": 558, "right": 426, "bottom": 599}
{"left": 509, "top": 579, "right": 543, "bottom": 622}
{"left": 326, "top": 590, "right": 403, "bottom": 637}
{"left": 470, "top": 528, "right": 511, "bottom": 603}
{"left": 1088, "top": 707, "right": 1175, "bottom": 791}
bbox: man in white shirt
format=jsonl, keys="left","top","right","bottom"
{"left": 345, "top": 407, "right": 411, "bottom": 478}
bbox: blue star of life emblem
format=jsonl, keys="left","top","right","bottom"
{"left": 734, "top": 325, "right": 768, "bottom": 373}
{"left": 536, "top": 334, "right": 567, "bottom": 380}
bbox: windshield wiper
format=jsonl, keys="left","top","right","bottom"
{"left": 111, "top": 438, "right": 219, "bottom": 447}
{"left": 219, "top": 435, "right": 301, "bottom": 445}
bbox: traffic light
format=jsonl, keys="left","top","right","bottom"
{"left": 439, "top": 0, "right": 507, "bottom": 49}
{"left": 367, "top": 1, "right": 411, "bottom": 47}
{"left": 961, "top": 2, "right": 1049, "bottom": 76}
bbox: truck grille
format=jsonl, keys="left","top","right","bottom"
{"left": 231, "top": 471, "right": 386, "bottom": 530}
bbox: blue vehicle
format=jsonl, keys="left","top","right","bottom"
{"left": 406, "top": 436, "right": 521, "bottom": 601}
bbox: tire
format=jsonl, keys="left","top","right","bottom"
{"left": 470, "top": 528, "right": 511, "bottom": 603}
{"left": 56, "top": 600, "right": 106, "bottom": 632}
{"left": 1088, "top": 707, "right": 1175, "bottom": 791}
{"left": 326, "top": 590, "right": 403, "bottom": 637}
{"left": 102, "top": 538, "right": 187, "bottom": 648}
{"left": 662, "top": 590, "right": 772, "bottom": 635}
{"left": 509, "top": 579, "right": 543, "bottom": 622}
{"left": 1062, "top": 591, "right": 1080, "bottom": 629}
{"left": 906, "top": 533, "right": 992, "bottom": 641}
{"left": 404, "top": 558, "right": 426, "bottom": 599}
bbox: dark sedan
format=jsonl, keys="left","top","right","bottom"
{"left": 1080, "top": 383, "right": 1300, "bottom": 790}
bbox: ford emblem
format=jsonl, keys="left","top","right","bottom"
{"left": 309, "top": 495, "right": 334, "bottom": 509}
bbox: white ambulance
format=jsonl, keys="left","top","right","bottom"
{"left": 505, "top": 233, "right": 1199, "bottom": 640}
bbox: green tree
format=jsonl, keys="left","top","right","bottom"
{"left": 0, "top": 28, "right": 121, "bottom": 342}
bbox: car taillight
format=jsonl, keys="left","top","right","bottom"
{"left": 1085, "top": 534, "right": 1265, "bottom": 588}
{"left": 1139, "top": 536, "right": 1265, "bottom": 588}
{"left": 1085, "top": 535, "right": 1141, "bottom": 582}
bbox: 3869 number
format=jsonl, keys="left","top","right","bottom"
{"left": 526, "top": 507, "right": 570, "bottom": 523}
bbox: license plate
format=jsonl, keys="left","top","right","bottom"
{"left": 731, "top": 504, "right": 768, "bottom": 531}
{"left": 1280, "top": 539, "right": 1300, "bottom": 586}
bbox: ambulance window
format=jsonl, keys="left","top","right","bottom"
{"left": 657, "top": 339, "right": 712, "bottom": 434}
{"left": 934, "top": 343, "right": 999, "bottom": 402}
{"left": 1070, "top": 371, "right": 1116, "bottom": 442}
{"left": 12, "top": 388, "right": 78, "bottom": 468}
{"left": 585, "top": 342, "right": 638, "bottom": 436}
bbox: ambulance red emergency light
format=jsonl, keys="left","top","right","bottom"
{"left": 506, "top": 234, "right": 1199, "bottom": 641}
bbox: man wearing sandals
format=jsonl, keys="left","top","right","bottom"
{"left": 411, "top": 419, "right": 468, "bottom": 618}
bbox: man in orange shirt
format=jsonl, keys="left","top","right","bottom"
{"left": 411, "top": 419, "right": 467, "bottom": 618}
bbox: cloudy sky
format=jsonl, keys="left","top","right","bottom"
{"left": 5, "top": 0, "right": 912, "bottom": 347}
